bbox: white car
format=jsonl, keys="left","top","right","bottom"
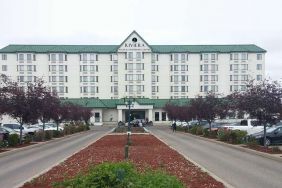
{"left": 2, "top": 123, "right": 38, "bottom": 135}
{"left": 38, "top": 123, "right": 63, "bottom": 131}
{"left": 222, "top": 119, "right": 265, "bottom": 135}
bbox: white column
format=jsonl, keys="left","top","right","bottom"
{"left": 118, "top": 109, "right": 123, "bottom": 122}
{"left": 148, "top": 109, "right": 153, "bottom": 121}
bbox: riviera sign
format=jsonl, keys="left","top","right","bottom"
{"left": 124, "top": 43, "right": 146, "bottom": 48}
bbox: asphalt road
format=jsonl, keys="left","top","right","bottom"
{"left": 0, "top": 126, "right": 112, "bottom": 188}
{"left": 148, "top": 126, "right": 282, "bottom": 188}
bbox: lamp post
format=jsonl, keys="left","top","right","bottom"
{"left": 124, "top": 97, "right": 135, "bottom": 145}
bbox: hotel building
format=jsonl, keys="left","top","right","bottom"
{"left": 0, "top": 31, "right": 266, "bottom": 124}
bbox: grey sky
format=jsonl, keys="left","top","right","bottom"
{"left": 0, "top": 0, "right": 281, "bottom": 80}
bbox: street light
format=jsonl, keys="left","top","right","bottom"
{"left": 123, "top": 97, "right": 135, "bottom": 145}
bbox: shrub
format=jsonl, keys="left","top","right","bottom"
{"left": 209, "top": 130, "right": 218, "bottom": 138}
{"left": 190, "top": 126, "right": 198, "bottom": 135}
{"left": 217, "top": 128, "right": 231, "bottom": 142}
{"left": 245, "top": 136, "right": 259, "bottom": 147}
{"left": 229, "top": 130, "right": 247, "bottom": 144}
{"left": 33, "top": 131, "right": 44, "bottom": 142}
{"left": 8, "top": 134, "right": 19, "bottom": 147}
{"left": 52, "top": 130, "right": 64, "bottom": 138}
{"left": 0, "top": 140, "right": 8, "bottom": 148}
{"left": 196, "top": 126, "right": 203, "bottom": 135}
{"left": 24, "top": 134, "right": 32, "bottom": 144}
{"left": 54, "top": 162, "right": 184, "bottom": 188}
{"left": 203, "top": 128, "right": 210, "bottom": 137}
{"left": 44, "top": 130, "right": 53, "bottom": 140}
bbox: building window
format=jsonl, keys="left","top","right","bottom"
{"left": 111, "top": 65, "right": 118, "bottom": 72}
{"left": 152, "top": 86, "right": 159, "bottom": 92}
{"left": 211, "top": 85, "right": 218, "bottom": 92}
{"left": 111, "top": 75, "right": 118, "bottom": 82}
{"left": 27, "top": 65, "right": 32, "bottom": 71}
{"left": 136, "top": 63, "right": 144, "bottom": 70}
{"left": 90, "top": 54, "right": 95, "bottom": 61}
{"left": 26, "top": 54, "right": 32, "bottom": 61}
{"left": 181, "top": 65, "right": 188, "bottom": 71}
{"left": 94, "top": 112, "right": 100, "bottom": 122}
{"left": 1, "top": 54, "right": 7, "bottom": 60}
{"left": 241, "top": 75, "right": 248, "bottom": 81}
{"left": 136, "top": 52, "right": 141, "bottom": 61}
{"left": 234, "top": 53, "right": 239, "bottom": 60}
{"left": 241, "top": 53, "right": 248, "bottom": 60}
{"left": 136, "top": 74, "right": 144, "bottom": 81}
{"left": 58, "top": 54, "right": 64, "bottom": 61}
{"left": 257, "top": 54, "right": 262, "bottom": 60}
{"left": 257, "top": 75, "right": 262, "bottom": 81}
{"left": 211, "top": 53, "right": 216, "bottom": 60}
{"left": 241, "top": 85, "right": 246, "bottom": 91}
{"left": 155, "top": 112, "right": 159, "bottom": 121}
{"left": 152, "top": 65, "right": 158, "bottom": 71}
{"left": 59, "top": 76, "right": 64, "bottom": 82}
{"left": 128, "top": 52, "right": 133, "bottom": 61}
{"left": 136, "top": 85, "right": 144, "bottom": 92}
{"left": 58, "top": 86, "right": 64, "bottom": 93}
{"left": 111, "top": 86, "right": 118, "bottom": 93}
{"left": 241, "top": 64, "right": 248, "bottom": 70}
{"left": 257, "top": 64, "right": 262, "bottom": 70}
{"left": 174, "top": 54, "right": 178, "bottom": 62}
{"left": 2, "top": 65, "right": 7, "bottom": 71}
{"left": 51, "top": 54, "right": 56, "bottom": 61}
{"left": 181, "top": 54, "right": 186, "bottom": 62}
{"left": 152, "top": 75, "right": 158, "bottom": 82}
{"left": 203, "top": 54, "right": 208, "bottom": 60}
{"left": 211, "top": 64, "right": 218, "bottom": 71}
{"left": 26, "top": 76, "right": 32, "bottom": 82}
{"left": 211, "top": 75, "right": 218, "bottom": 81}
{"left": 18, "top": 76, "right": 24, "bottom": 82}
{"left": 181, "top": 75, "right": 188, "bottom": 82}
{"left": 19, "top": 54, "right": 24, "bottom": 61}
{"left": 18, "top": 65, "right": 24, "bottom": 71}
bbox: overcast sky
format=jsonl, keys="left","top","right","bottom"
{"left": 0, "top": 0, "right": 281, "bottom": 80}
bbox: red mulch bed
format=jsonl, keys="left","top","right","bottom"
{"left": 22, "top": 134, "right": 224, "bottom": 188}
{"left": 244, "top": 145, "right": 282, "bottom": 154}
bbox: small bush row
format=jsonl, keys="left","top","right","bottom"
{"left": 53, "top": 162, "right": 184, "bottom": 188}
{"left": 177, "top": 125, "right": 248, "bottom": 145}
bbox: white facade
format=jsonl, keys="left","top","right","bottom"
{"left": 0, "top": 31, "right": 266, "bottom": 125}
{"left": 0, "top": 31, "right": 266, "bottom": 100}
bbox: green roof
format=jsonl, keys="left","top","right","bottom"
{"left": 0, "top": 44, "right": 266, "bottom": 53}
{"left": 62, "top": 98, "right": 190, "bottom": 108}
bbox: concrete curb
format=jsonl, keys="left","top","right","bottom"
{"left": 15, "top": 128, "right": 113, "bottom": 188}
{"left": 0, "top": 130, "right": 93, "bottom": 158}
{"left": 178, "top": 131, "right": 282, "bottom": 163}
{"left": 149, "top": 131, "right": 234, "bottom": 188}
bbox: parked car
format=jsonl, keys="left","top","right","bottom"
{"left": 188, "top": 120, "right": 208, "bottom": 128}
{"left": 37, "top": 123, "right": 63, "bottom": 131}
{"left": 0, "top": 126, "right": 19, "bottom": 136}
{"left": 222, "top": 119, "right": 267, "bottom": 135}
{"left": 2, "top": 123, "right": 39, "bottom": 135}
{"left": 250, "top": 125, "right": 282, "bottom": 146}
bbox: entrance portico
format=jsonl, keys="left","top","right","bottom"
{"left": 117, "top": 102, "right": 153, "bottom": 122}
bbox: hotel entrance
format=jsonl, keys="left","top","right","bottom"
{"left": 124, "top": 110, "right": 145, "bottom": 122}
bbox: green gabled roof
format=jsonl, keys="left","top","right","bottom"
{"left": 62, "top": 98, "right": 190, "bottom": 108}
{"left": 150, "top": 44, "right": 266, "bottom": 53}
{"left": 0, "top": 44, "right": 266, "bottom": 53}
{"left": 0, "top": 45, "right": 118, "bottom": 53}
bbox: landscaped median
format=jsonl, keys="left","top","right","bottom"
{"left": 21, "top": 130, "right": 224, "bottom": 188}
{"left": 176, "top": 126, "right": 282, "bottom": 158}
{"left": 0, "top": 122, "right": 90, "bottom": 153}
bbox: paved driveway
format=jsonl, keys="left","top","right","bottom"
{"left": 148, "top": 126, "right": 282, "bottom": 188}
{"left": 0, "top": 126, "right": 112, "bottom": 188}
